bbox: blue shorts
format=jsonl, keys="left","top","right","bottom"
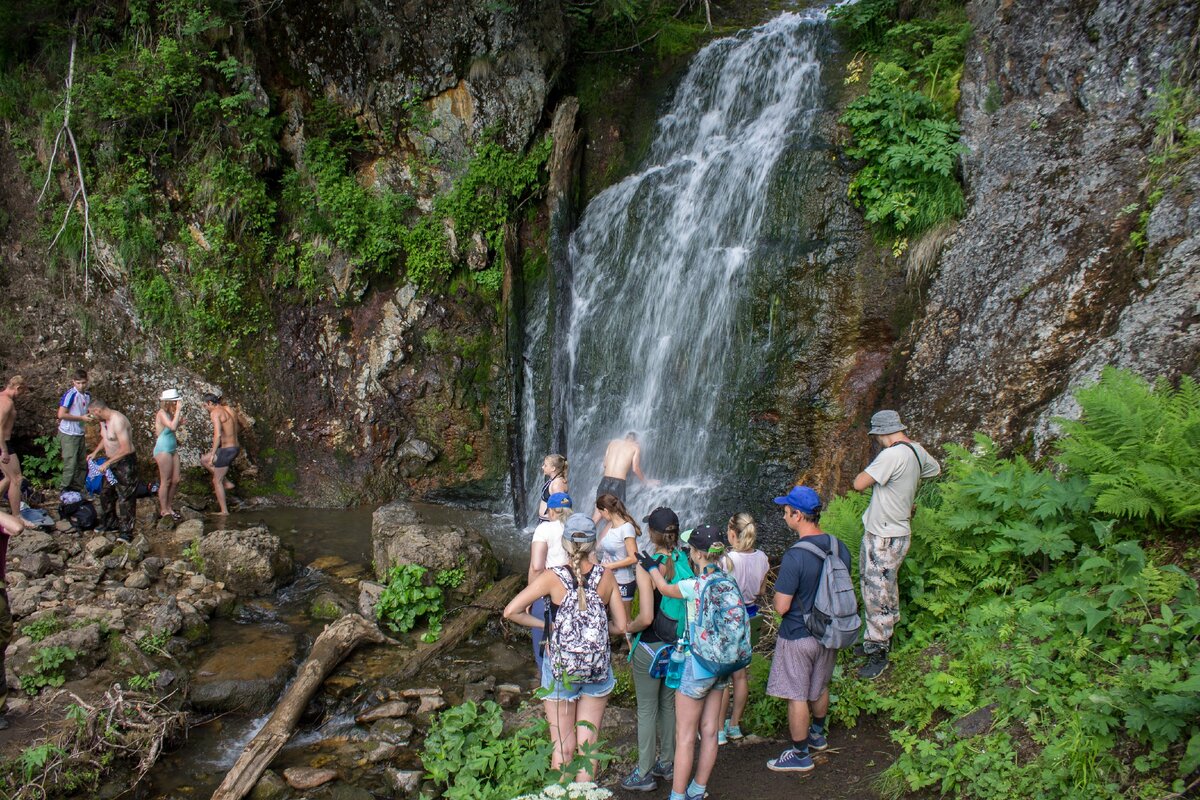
{"left": 539, "top": 656, "right": 616, "bottom": 702}
{"left": 677, "top": 654, "right": 729, "bottom": 700}
{"left": 617, "top": 580, "right": 636, "bottom": 602}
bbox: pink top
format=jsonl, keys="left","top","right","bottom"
{"left": 727, "top": 549, "right": 770, "bottom": 605}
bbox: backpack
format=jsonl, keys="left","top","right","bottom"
{"left": 687, "top": 571, "right": 752, "bottom": 679}
{"left": 650, "top": 549, "right": 695, "bottom": 643}
{"left": 548, "top": 565, "right": 611, "bottom": 684}
{"left": 69, "top": 501, "right": 98, "bottom": 531}
{"left": 795, "top": 538, "right": 862, "bottom": 649}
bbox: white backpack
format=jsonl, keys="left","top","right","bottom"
{"left": 548, "top": 566, "right": 611, "bottom": 683}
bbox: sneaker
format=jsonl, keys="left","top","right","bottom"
{"left": 857, "top": 651, "right": 890, "bottom": 680}
{"left": 725, "top": 723, "right": 744, "bottom": 741}
{"left": 717, "top": 727, "right": 728, "bottom": 745}
{"left": 650, "top": 760, "right": 673, "bottom": 780}
{"left": 685, "top": 788, "right": 708, "bottom": 800}
{"left": 852, "top": 642, "right": 868, "bottom": 657}
{"left": 767, "top": 747, "right": 814, "bottom": 773}
{"left": 807, "top": 727, "right": 828, "bottom": 751}
{"left": 620, "top": 769, "right": 657, "bottom": 792}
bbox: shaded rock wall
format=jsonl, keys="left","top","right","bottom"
{"left": 899, "top": 0, "right": 1200, "bottom": 450}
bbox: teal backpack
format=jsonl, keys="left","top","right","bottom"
{"left": 687, "top": 570, "right": 752, "bottom": 679}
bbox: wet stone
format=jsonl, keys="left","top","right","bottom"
{"left": 355, "top": 700, "right": 409, "bottom": 724}
{"left": 368, "top": 718, "right": 414, "bottom": 746}
{"left": 390, "top": 769, "right": 423, "bottom": 795}
{"left": 415, "top": 694, "right": 446, "bottom": 715}
{"left": 497, "top": 683, "right": 523, "bottom": 708}
{"left": 248, "top": 770, "right": 289, "bottom": 800}
{"left": 282, "top": 766, "right": 338, "bottom": 790}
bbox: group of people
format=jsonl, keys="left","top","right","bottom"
{"left": 505, "top": 410, "right": 940, "bottom": 798}
{"left": 0, "top": 370, "right": 243, "bottom": 541}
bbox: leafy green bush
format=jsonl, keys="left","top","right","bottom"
{"left": 422, "top": 700, "right": 554, "bottom": 800}
{"left": 836, "top": 368, "right": 1200, "bottom": 798}
{"left": 19, "top": 617, "right": 62, "bottom": 643}
{"left": 375, "top": 564, "right": 445, "bottom": 635}
{"left": 741, "top": 654, "right": 787, "bottom": 736}
{"left": 20, "top": 646, "right": 78, "bottom": 695}
{"left": 1055, "top": 367, "right": 1200, "bottom": 533}
{"left": 21, "top": 434, "right": 62, "bottom": 485}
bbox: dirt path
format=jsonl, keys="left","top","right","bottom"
{"left": 611, "top": 717, "right": 897, "bottom": 800}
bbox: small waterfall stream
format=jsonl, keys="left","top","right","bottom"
{"left": 522, "top": 10, "right": 833, "bottom": 525}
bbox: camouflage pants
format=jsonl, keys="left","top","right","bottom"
{"left": 859, "top": 532, "right": 911, "bottom": 653}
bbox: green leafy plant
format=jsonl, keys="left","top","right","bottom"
{"left": 741, "top": 654, "right": 787, "bottom": 735}
{"left": 19, "top": 743, "right": 65, "bottom": 784}
{"left": 136, "top": 630, "right": 171, "bottom": 656}
{"left": 422, "top": 700, "right": 554, "bottom": 800}
{"left": 20, "top": 617, "right": 62, "bottom": 643}
{"left": 181, "top": 538, "right": 204, "bottom": 572}
{"left": 21, "top": 435, "right": 62, "bottom": 485}
{"left": 375, "top": 564, "right": 446, "bottom": 635}
{"left": 126, "top": 671, "right": 160, "bottom": 691}
{"left": 19, "top": 646, "right": 78, "bottom": 695}
{"left": 435, "top": 565, "right": 466, "bottom": 590}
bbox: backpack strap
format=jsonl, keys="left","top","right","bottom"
{"left": 794, "top": 539, "right": 832, "bottom": 559}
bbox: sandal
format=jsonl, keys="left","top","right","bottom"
{"left": 170, "top": 510, "right": 183, "bottom": 522}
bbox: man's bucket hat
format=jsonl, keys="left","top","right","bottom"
{"left": 869, "top": 409, "right": 907, "bottom": 436}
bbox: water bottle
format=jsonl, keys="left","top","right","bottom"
{"left": 665, "top": 643, "right": 687, "bottom": 689}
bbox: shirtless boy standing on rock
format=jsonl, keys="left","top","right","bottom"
{"left": 0, "top": 376, "right": 27, "bottom": 517}
{"left": 593, "top": 431, "right": 658, "bottom": 522}
{"left": 88, "top": 399, "right": 139, "bottom": 542}
{"left": 201, "top": 394, "right": 239, "bottom": 515}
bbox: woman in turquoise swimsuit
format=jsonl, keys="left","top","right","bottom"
{"left": 153, "top": 389, "right": 184, "bottom": 520}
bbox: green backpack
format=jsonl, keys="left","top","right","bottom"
{"left": 631, "top": 549, "right": 695, "bottom": 653}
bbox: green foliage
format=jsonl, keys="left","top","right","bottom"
{"left": 19, "top": 646, "right": 78, "bottom": 695}
{"left": 566, "top": 0, "right": 714, "bottom": 58}
{"left": 836, "top": 368, "right": 1200, "bottom": 798}
{"left": 136, "top": 630, "right": 171, "bottom": 656}
{"left": 19, "top": 743, "right": 64, "bottom": 784}
{"left": 833, "top": 1, "right": 969, "bottom": 243}
{"left": 422, "top": 700, "right": 554, "bottom": 800}
{"left": 21, "top": 435, "right": 62, "bottom": 485}
{"left": 126, "top": 671, "right": 160, "bottom": 691}
{"left": 181, "top": 537, "right": 204, "bottom": 572}
{"left": 20, "top": 617, "right": 62, "bottom": 643}
{"left": 435, "top": 565, "right": 466, "bottom": 590}
{"left": 375, "top": 564, "right": 445, "bottom": 635}
{"left": 1055, "top": 368, "right": 1200, "bottom": 532}
{"left": 741, "top": 654, "right": 787, "bottom": 735}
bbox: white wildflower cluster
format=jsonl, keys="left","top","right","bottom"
{"left": 512, "top": 781, "right": 613, "bottom": 800}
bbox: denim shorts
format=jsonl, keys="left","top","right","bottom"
{"left": 539, "top": 656, "right": 616, "bottom": 702}
{"left": 677, "top": 653, "right": 729, "bottom": 700}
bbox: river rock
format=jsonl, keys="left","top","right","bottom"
{"left": 389, "top": 769, "right": 423, "bottom": 795}
{"left": 124, "top": 571, "right": 151, "bottom": 590}
{"left": 11, "top": 531, "right": 55, "bottom": 557}
{"left": 415, "top": 693, "right": 446, "bottom": 715}
{"left": 248, "top": 770, "right": 289, "bottom": 800}
{"left": 199, "top": 526, "right": 294, "bottom": 597}
{"left": 282, "top": 767, "right": 338, "bottom": 790}
{"left": 355, "top": 699, "right": 409, "bottom": 723}
{"left": 496, "top": 683, "right": 522, "bottom": 708}
{"left": 10, "top": 622, "right": 106, "bottom": 683}
{"left": 149, "top": 596, "right": 184, "bottom": 636}
{"left": 358, "top": 580, "right": 384, "bottom": 618}
{"left": 175, "top": 519, "right": 204, "bottom": 542}
{"left": 371, "top": 501, "right": 497, "bottom": 598}
{"left": 7, "top": 587, "right": 38, "bottom": 617}
{"left": 308, "top": 589, "right": 351, "bottom": 621}
{"left": 19, "top": 553, "right": 52, "bottom": 579}
{"left": 369, "top": 717, "right": 414, "bottom": 746}
{"left": 189, "top": 628, "right": 297, "bottom": 713}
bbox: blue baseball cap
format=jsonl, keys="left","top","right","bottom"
{"left": 772, "top": 485, "right": 822, "bottom": 514}
{"left": 547, "top": 492, "right": 572, "bottom": 509}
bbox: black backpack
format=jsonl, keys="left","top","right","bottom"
{"left": 65, "top": 500, "right": 98, "bottom": 531}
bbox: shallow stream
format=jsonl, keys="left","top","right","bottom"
{"left": 144, "top": 504, "right": 536, "bottom": 799}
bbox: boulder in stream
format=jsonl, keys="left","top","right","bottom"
{"left": 188, "top": 628, "right": 297, "bottom": 713}
{"left": 370, "top": 500, "right": 497, "bottom": 598}
{"left": 199, "top": 526, "right": 294, "bottom": 597}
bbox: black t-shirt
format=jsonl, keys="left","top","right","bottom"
{"left": 774, "top": 533, "right": 851, "bottom": 641}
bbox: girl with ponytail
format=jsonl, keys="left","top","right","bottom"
{"left": 595, "top": 493, "right": 651, "bottom": 616}
{"left": 504, "top": 513, "right": 627, "bottom": 781}
{"left": 536, "top": 454, "right": 569, "bottom": 522}
{"left": 717, "top": 512, "right": 770, "bottom": 744}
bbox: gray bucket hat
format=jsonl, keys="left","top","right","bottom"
{"left": 869, "top": 410, "right": 907, "bottom": 435}
{"left": 563, "top": 513, "right": 597, "bottom": 543}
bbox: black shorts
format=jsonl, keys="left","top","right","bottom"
{"left": 214, "top": 446, "right": 240, "bottom": 468}
{"left": 596, "top": 476, "right": 627, "bottom": 504}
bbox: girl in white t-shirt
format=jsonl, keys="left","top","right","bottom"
{"left": 528, "top": 494, "right": 574, "bottom": 670}
{"left": 596, "top": 493, "right": 650, "bottom": 616}
{"left": 718, "top": 513, "right": 770, "bottom": 744}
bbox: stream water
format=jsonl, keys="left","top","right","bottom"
{"left": 520, "top": 10, "right": 833, "bottom": 529}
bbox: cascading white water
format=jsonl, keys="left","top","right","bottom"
{"left": 523, "top": 10, "right": 830, "bottom": 526}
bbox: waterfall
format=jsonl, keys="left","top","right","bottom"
{"left": 522, "top": 10, "right": 831, "bottom": 527}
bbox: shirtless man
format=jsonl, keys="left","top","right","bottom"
{"left": 200, "top": 393, "right": 239, "bottom": 515}
{"left": 592, "top": 432, "right": 658, "bottom": 522}
{"left": 87, "top": 399, "right": 140, "bottom": 542}
{"left": 0, "top": 376, "right": 28, "bottom": 516}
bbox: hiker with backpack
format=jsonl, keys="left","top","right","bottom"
{"left": 503, "top": 514, "right": 629, "bottom": 781}
{"left": 766, "top": 485, "right": 859, "bottom": 773}
{"left": 638, "top": 524, "right": 752, "bottom": 800}
{"left": 527, "top": 492, "right": 574, "bottom": 671}
{"left": 621, "top": 506, "right": 693, "bottom": 792}
{"left": 852, "top": 410, "right": 941, "bottom": 679}
{"left": 717, "top": 512, "right": 770, "bottom": 745}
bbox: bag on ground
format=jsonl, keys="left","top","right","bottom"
{"left": 548, "top": 565, "right": 611, "bottom": 684}
{"left": 68, "top": 500, "right": 98, "bottom": 531}
{"left": 688, "top": 571, "right": 752, "bottom": 678}
{"left": 795, "top": 538, "right": 862, "bottom": 649}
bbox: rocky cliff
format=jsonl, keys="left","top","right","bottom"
{"left": 898, "top": 0, "right": 1199, "bottom": 450}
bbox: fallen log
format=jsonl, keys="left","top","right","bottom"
{"left": 210, "top": 575, "right": 522, "bottom": 800}
{"left": 210, "top": 614, "right": 385, "bottom": 800}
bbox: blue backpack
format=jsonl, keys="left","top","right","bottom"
{"left": 687, "top": 571, "right": 752, "bottom": 679}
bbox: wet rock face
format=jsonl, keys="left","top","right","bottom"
{"left": 370, "top": 500, "right": 497, "bottom": 597}
{"left": 189, "top": 628, "right": 298, "bottom": 714}
{"left": 900, "top": 0, "right": 1200, "bottom": 449}
{"left": 199, "top": 526, "right": 296, "bottom": 597}
{"left": 267, "top": 0, "right": 566, "bottom": 151}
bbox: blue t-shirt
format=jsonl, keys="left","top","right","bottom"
{"left": 58, "top": 388, "right": 90, "bottom": 437}
{"left": 774, "top": 533, "right": 851, "bottom": 641}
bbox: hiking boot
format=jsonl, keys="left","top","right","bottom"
{"left": 724, "top": 723, "right": 744, "bottom": 741}
{"left": 650, "top": 760, "right": 673, "bottom": 780}
{"left": 858, "top": 650, "right": 890, "bottom": 680}
{"left": 852, "top": 642, "right": 868, "bottom": 657}
{"left": 767, "top": 747, "right": 814, "bottom": 773}
{"left": 807, "top": 727, "right": 829, "bottom": 751}
{"left": 620, "top": 769, "right": 657, "bottom": 792}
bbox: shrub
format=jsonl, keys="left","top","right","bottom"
{"left": 20, "top": 646, "right": 78, "bottom": 695}
{"left": 375, "top": 564, "right": 445, "bottom": 635}
{"left": 422, "top": 700, "right": 554, "bottom": 800}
